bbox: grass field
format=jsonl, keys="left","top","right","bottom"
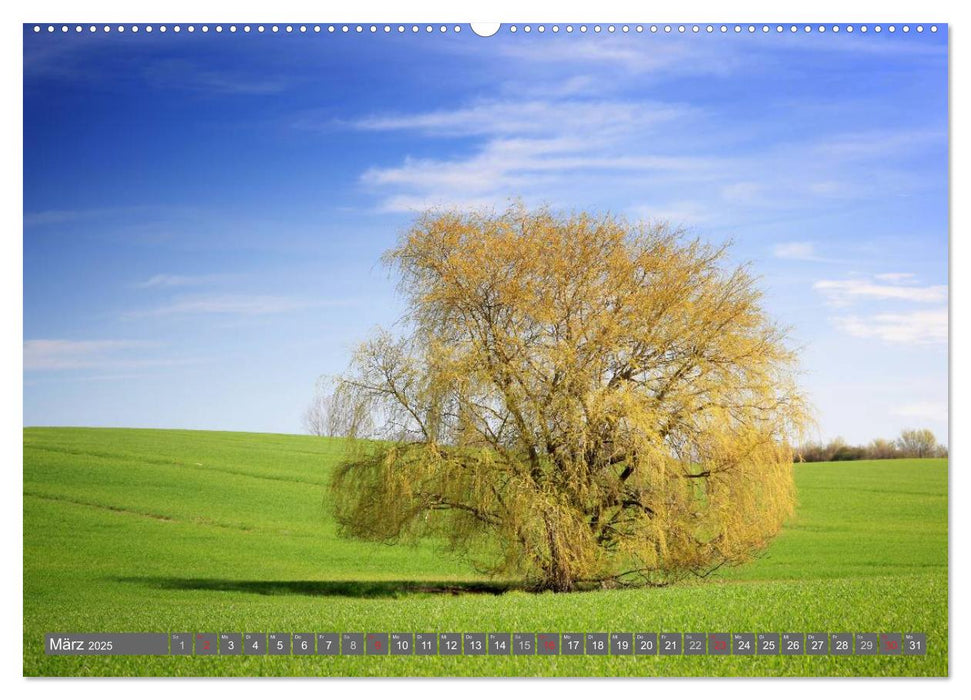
{"left": 22, "top": 427, "right": 948, "bottom": 677}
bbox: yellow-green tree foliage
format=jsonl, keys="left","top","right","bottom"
{"left": 330, "top": 204, "right": 808, "bottom": 592}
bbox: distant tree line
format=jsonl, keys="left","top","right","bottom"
{"left": 303, "top": 377, "right": 357, "bottom": 439}
{"left": 796, "top": 428, "right": 947, "bottom": 462}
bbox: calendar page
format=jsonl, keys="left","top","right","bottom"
{"left": 22, "top": 17, "right": 948, "bottom": 680}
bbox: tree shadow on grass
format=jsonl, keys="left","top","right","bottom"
{"left": 117, "top": 577, "right": 524, "bottom": 598}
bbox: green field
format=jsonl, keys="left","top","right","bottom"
{"left": 22, "top": 427, "right": 948, "bottom": 677}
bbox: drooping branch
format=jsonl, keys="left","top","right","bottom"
{"left": 330, "top": 203, "right": 807, "bottom": 591}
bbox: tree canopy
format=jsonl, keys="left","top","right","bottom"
{"left": 329, "top": 204, "right": 808, "bottom": 591}
{"left": 896, "top": 428, "right": 941, "bottom": 459}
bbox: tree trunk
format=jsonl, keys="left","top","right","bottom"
{"left": 541, "top": 565, "right": 575, "bottom": 592}
{"left": 542, "top": 517, "right": 575, "bottom": 592}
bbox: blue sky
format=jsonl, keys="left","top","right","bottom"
{"left": 23, "top": 25, "right": 948, "bottom": 444}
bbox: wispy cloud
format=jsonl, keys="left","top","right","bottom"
{"left": 136, "top": 273, "right": 234, "bottom": 289}
{"left": 347, "top": 99, "right": 689, "bottom": 138}
{"left": 490, "top": 32, "right": 945, "bottom": 80}
{"left": 816, "top": 272, "right": 948, "bottom": 345}
{"left": 124, "top": 294, "right": 351, "bottom": 318}
{"left": 769, "top": 31, "right": 948, "bottom": 58}
{"left": 892, "top": 400, "right": 948, "bottom": 423}
{"left": 24, "top": 339, "right": 158, "bottom": 371}
{"left": 720, "top": 181, "right": 767, "bottom": 205}
{"left": 499, "top": 75, "right": 603, "bottom": 99}
{"left": 342, "top": 72, "right": 943, "bottom": 217}
{"left": 24, "top": 209, "right": 107, "bottom": 227}
{"left": 774, "top": 242, "right": 824, "bottom": 262}
{"left": 874, "top": 272, "right": 918, "bottom": 284}
{"left": 497, "top": 38, "right": 743, "bottom": 78}
{"left": 144, "top": 59, "right": 289, "bottom": 95}
{"left": 23, "top": 204, "right": 201, "bottom": 229}
{"left": 814, "top": 128, "right": 946, "bottom": 161}
{"left": 832, "top": 308, "right": 947, "bottom": 345}
{"left": 23, "top": 206, "right": 149, "bottom": 227}
{"left": 627, "top": 201, "right": 712, "bottom": 226}
{"left": 343, "top": 96, "right": 714, "bottom": 213}
{"left": 25, "top": 372, "right": 149, "bottom": 385}
{"left": 814, "top": 278, "right": 947, "bottom": 306}
{"left": 360, "top": 138, "right": 714, "bottom": 210}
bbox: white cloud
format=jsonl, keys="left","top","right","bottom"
{"left": 333, "top": 31, "right": 943, "bottom": 221}
{"left": 774, "top": 242, "right": 821, "bottom": 261}
{"left": 361, "top": 138, "right": 714, "bottom": 210}
{"left": 816, "top": 273, "right": 948, "bottom": 344}
{"left": 499, "top": 75, "right": 602, "bottom": 99}
{"left": 807, "top": 181, "right": 843, "bottom": 196}
{"left": 24, "top": 339, "right": 157, "bottom": 370}
{"left": 331, "top": 92, "right": 724, "bottom": 213}
{"left": 346, "top": 94, "right": 942, "bottom": 217}
{"left": 125, "top": 294, "right": 351, "bottom": 318}
{"left": 349, "top": 99, "right": 689, "bottom": 139}
{"left": 892, "top": 401, "right": 948, "bottom": 423}
{"left": 349, "top": 95, "right": 717, "bottom": 213}
{"left": 497, "top": 39, "right": 742, "bottom": 78}
{"left": 814, "top": 278, "right": 947, "bottom": 306}
{"left": 24, "top": 209, "right": 104, "bottom": 226}
{"left": 874, "top": 272, "right": 918, "bottom": 284}
{"left": 832, "top": 308, "right": 948, "bottom": 345}
{"left": 815, "top": 129, "right": 946, "bottom": 161}
{"left": 144, "top": 59, "right": 289, "bottom": 95}
{"left": 720, "top": 181, "right": 766, "bottom": 204}
{"left": 137, "top": 274, "right": 232, "bottom": 289}
{"left": 627, "top": 201, "right": 711, "bottom": 226}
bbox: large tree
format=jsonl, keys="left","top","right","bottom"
{"left": 329, "top": 204, "right": 807, "bottom": 592}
